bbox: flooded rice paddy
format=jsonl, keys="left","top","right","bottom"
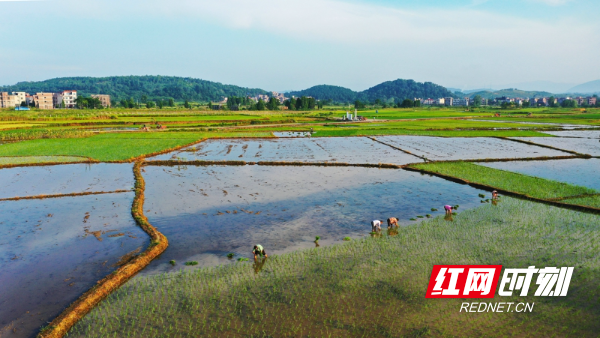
{"left": 511, "top": 136, "right": 600, "bottom": 156}
{"left": 479, "top": 158, "right": 600, "bottom": 191}
{"left": 544, "top": 130, "right": 600, "bottom": 138}
{"left": 148, "top": 137, "right": 421, "bottom": 164}
{"left": 1, "top": 134, "right": 595, "bottom": 337}
{"left": 375, "top": 136, "right": 569, "bottom": 160}
{"left": 0, "top": 164, "right": 133, "bottom": 199}
{"left": 0, "top": 193, "right": 147, "bottom": 338}
{"left": 139, "top": 164, "right": 488, "bottom": 274}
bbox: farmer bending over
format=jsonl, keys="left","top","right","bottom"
{"left": 371, "top": 220, "right": 382, "bottom": 232}
{"left": 444, "top": 205, "right": 453, "bottom": 215}
{"left": 492, "top": 190, "right": 499, "bottom": 200}
{"left": 252, "top": 244, "right": 268, "bottom": 261}
{"left": 387, "top": 217, "right": 398, "bottom": 228}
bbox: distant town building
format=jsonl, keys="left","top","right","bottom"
{"left": 91, "top": 94, "right": 111, "bottom": 108}
{"left": 422, "top": 98, "right": 436, "bottom": 105}
{"left": 453, "top": 98, "right": 470, "bottom": 106}
{"left": 53, "top": 90, "right": 77, "bottom": 108}
{"left": 587, "top": 97, "right": 597, "bottom": 106}
{"left": 34, "top": 93, "right": 54, "bottom": 110}
{"left": 444, "top": 97, "right": 454, "bottom": 106}
{"left": 11, "top": 92, "right": 26, "bottom": 106}
{"left": 437, "top": 98, "right": 445, "bottom": 105}
{"left": 0, "top": 92, "right": 19, "bottom": 108}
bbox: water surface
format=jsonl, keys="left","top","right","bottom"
{"left": 148, "top": 137, "right": 420, "bottom": 165}
{"left": 376, "top": 136, "right": 568, "bottom": 160}
{"left": 511, "top": 137, "right": 600, "bottom": 156}
{"left": 0, "top": 193, "right": 147, "bottom": 338}
{"left": 0, "top": 164, "right": 134, "bottom": 199}
{"left": 140, "top": 165, "right": 487, "bottom": 274}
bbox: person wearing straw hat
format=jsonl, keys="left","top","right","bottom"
{"left": 492, "top": 190, "right": 499, "bottom": 200}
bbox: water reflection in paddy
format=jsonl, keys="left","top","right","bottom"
{"left": 140, "top": 165, "right": 488, "bottom": 274}
{"left": 0, "top": 164, "right": 134, "bottom": 199}
{"left": 376, "top": 136, "right": 569, "bottom": 160}
{"left": 148, "top": 137, "right": 420, "bottom": 165}
{"left": 0, "top": 193, "right": 147, "bottom": 338}
{"left": 511, "top": 137, "right": 600, "bottom": 156}
{"left": 478, "top": 158, "right": 600, "bottom": 191}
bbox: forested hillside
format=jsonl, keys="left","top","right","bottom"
{"left": 1, "top": 76, "right": 455, "bottom": 104}
{"left": 0, "top": 76, "right": 268, "bottom": 102}
{"left": 288, "top": 85, "right": 357, "bottom": 102}
{"left": 467, "top": 88, "right": 553, "bottom": 99}
{"left": 289, "top": 79, "right": 455, "bottom": 103}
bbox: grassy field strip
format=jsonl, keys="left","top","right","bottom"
{"left": 407, "top": 162, "right": 600, "bottom": 212}
{"left": 0, "top": 189, "right": 131, "bottom": 202}
{"left": 67, "top": 197, "right": 600, "bottom": 337}
{"left": 38, "top": 162, "right": 168, "bottom": 338}
{"left": 367, "top": 136, "right": 428, "bottom": 161}
{"left": 501, "top": 137, "right": 592, "bottom": 157}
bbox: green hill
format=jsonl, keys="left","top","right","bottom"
{"left": 288, "top": 85, "right": 356, "bottom": 102}
{"left": 0, "top": 76, "right": 268, "bottom": 102}
{"left": 468, "top": 88, "right": 553, "bottom": 99}
{"left": 289, "top": 79, "right": 455, "bottom": 103}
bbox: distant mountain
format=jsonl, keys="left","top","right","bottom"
{"left": 289, "top": 79, "right": 455, "bottom": 103}
{"left": 0, "top": 76, "right": 268, "bottom": 102}
{"left": 568, "top": 80, "right": 600, "bottom": 94}
{"left": 467, "top": 88, "right": 553, "bottom": 99}
{"left": 494, "top": 81, "right": 574, "bottom": 94}
{"left": 288, "top": 85, "right": 357, "bottom": 102}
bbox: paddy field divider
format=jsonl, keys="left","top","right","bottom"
{"left": 0, "top": 189, "right": 131, "bottom": 202}
{"left": 143, "top": 159, "right": 404, "bottom": 169}
{"left": 37, "top": 161, "right": 168, "bottom": 338}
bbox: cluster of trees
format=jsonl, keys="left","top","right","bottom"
{"left": 284, "top": 96, "right": 322, "bottom": 111}
{"left": 0, "top": 76, "right": 267, "bottom": 102}
{"left": 74, "top": 97, "right": 103, "bottom": 109}
{"left": 118, "top": 97, "right": 176, "bottom": 109}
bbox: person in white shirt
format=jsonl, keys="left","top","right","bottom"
{"left": 371, "top": 220, "right": 382, "bottom": 232}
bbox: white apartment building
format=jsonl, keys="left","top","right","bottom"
{"left": 53, "top": 90, "right": 78, "bottom": 108}
{"left": 444, "top": 97, "right": 454, "bottom": 106}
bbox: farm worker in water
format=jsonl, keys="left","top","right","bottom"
{"left": 371, "top": 220, "right": 382, "bottom": 232}
{"left": 444, "top": 205, "right": 453, "bottom": 215}
{"left": 387, "top": 217, "right": 398, "bottom": 228}
{"left": 492, "top": 190, "right": 499, "bottom": 200}
{"left": 252, "top": 244, "right": 268, "bottom": 261}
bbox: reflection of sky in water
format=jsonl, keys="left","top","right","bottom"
{"left": 479, "top": 159, "right": 600, "bottom": 191}
{"left": 376, "top": 136, "right": 569, "bottom": 160}
{"left": 141, "top": 165, "right": 487, "bottom": 274}
{"left": 148, "top": 137, "right": 420, "bottom": 165}
{"left": 512, "top": 137, "right": 600, "bottom": 156}
{"left": 0, "top": 193, "right": 147, "bottom": 338}
{"left": 544, "top": 130, "right": 600, "bottom": 138}
{"left": 0, "top": 164, "right": 134, "bottom": 199}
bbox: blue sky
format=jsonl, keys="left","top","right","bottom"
{"left": 0, "top": 0, "right": 598, "bottom": 92}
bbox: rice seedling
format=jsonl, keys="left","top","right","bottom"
{"left": 426, "top": 214, "right": 431, "bottom": 218}
{"left": 343, "top": 237, "right": 351, "bottom": 241}
{"left": 237, "top": 258, "right": 249, "bottom": 262}
{"left": 169, "top": 260, "right": 176, "bottom": 266}
{"left": 227, "top": 253, "right": 235, "bottom": 259}
{"left": 417, "top": 216, "right": 424, "bottom": 218}
{"left": 479, "top": 193, "right": 486, "bottom": 198}
{"left": 67, "top": 197, "right": 600, "bottom": 337}
{"left": 184, "top": 261, "right": 198, "bottom": 266}
{"left": 431, "top": 208, "right": 438, "bottom": 211}
{"left": 315, "top": 236, "right": 320, "bottom": 242}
